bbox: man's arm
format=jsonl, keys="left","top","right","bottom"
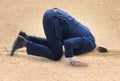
{"left": 64, "top": 38, "right": 88, "bottom": 67}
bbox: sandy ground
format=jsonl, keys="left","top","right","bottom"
{"left": 0, "top": 0, "right": 120, "bottom": 81}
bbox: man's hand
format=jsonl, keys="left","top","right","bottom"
{"left": 70, "top": 61, "right": 88, "bottom": 67}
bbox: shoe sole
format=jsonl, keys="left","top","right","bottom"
{"left": 10, "top": 35, "right": 23, "bottom": 56}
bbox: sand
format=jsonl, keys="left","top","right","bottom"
{"left": 0, "top": 0, "right": 120, "bottom": 81}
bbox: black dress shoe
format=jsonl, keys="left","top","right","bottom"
{"left": 10, "top": 35, "right": 26, "bottom": 56}
{"left": 18, "top": 31, "right": 29, "bottom": 40}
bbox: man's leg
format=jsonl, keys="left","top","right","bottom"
{"left": 19, "top": 31, "right": 48, "bottom": 46}
{"left": 42, "top": 9, "right": 63, "bottom": 61}
{"left": 26, "top": 41, "right": 57, "bottom": 60}
{"left": 28, "top": 36, "right": 49, "bottom": 46}
{"left": 27, "top": 9, "right": 63, "bottom": 60}
{"left": 10, "top": 35, "right": 61, "bottom": 61}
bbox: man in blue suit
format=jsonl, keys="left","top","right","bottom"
{"left": 10, "top": 8, "right": 108, "bottom": 67}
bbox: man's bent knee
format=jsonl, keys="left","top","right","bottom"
{"left": 52, "top": 55, "right": 62, "bottom": 61}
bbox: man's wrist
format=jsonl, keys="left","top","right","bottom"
{"left": 67, "top": 57, "right": 75, "bottom": 63}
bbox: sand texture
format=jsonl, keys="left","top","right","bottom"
{"left": 0, "top": 0, "right": 120, "bottom": 81}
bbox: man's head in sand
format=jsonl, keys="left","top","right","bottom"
{"left": 93, "top": 46, "right": 108, "bottom": 53}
